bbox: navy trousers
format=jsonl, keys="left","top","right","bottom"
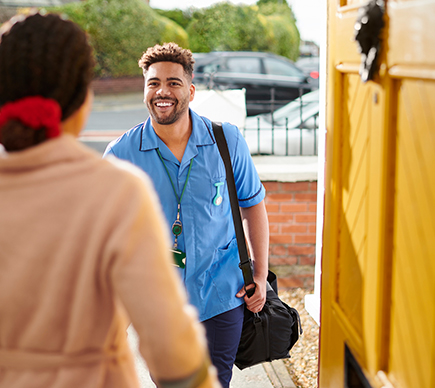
{"left": 202, "top": 304, "right": 244, "bottom": 388}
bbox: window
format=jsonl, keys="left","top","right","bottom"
{"left": 225, "top": 57, "right": 261, "bottom": 74}
{"left": 200, "top": 63, "right": 220, "bottom": 74}
{"left": 264, "top": 58, "right": 304, "bottom": 77}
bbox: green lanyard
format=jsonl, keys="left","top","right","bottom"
{"left": 156, "top": 149, "right": 193, "bottom": 250}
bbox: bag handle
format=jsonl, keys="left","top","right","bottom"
{"left": 211, "top": 122, "right": 256, "bottom": 297}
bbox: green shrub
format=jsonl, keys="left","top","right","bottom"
{"left": 45, "top": 0, "right": 300, "bottom": 77}
{"left": 154, "top": 8, "right": 192, "bottom": 29}
{"left": 257, "top": 1, "right": 300, "bottom": 60}
{"left": 186, "top": 3, "right": 271, "bottom": 53}
{"left": 186, "top": 2, "right": 299, "bottom": 60}
{"left": 47, "top": 0, "right": 188, "bottom": 78}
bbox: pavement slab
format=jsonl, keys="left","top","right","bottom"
{"left": 127, "top": 326, "right": 295, "bottom": 388}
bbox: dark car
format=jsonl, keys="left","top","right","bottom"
{"left": 295, "top": 56, "right": 320, "bottom": 89}
{"left": 192, "top": 51, "right": 314, "bottom": 116}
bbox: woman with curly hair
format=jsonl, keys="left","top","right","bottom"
{"left": 0, "top": 12, "right": 218, "bottom": 388}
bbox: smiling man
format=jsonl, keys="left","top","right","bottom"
{"left": 103, "top": 43, "right": 269, "bottom": 388}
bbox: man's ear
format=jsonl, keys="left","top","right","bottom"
{"left": 189, "top": 83, "right": 196, "bottom": 102}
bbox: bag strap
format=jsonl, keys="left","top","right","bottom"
{"left": 211, "top": 121, "right": 256, "bottom": 297}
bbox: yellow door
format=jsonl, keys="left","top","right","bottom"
{"left": 320, "top": 1, "right": 435, "bottom": 387}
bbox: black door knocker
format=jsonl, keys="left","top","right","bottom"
{"left": 354, "top": 0, "right": 385, "bottom": 82}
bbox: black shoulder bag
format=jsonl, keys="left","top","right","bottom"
{"left": 211, "top": 122, "right": 303, "bottom": 370}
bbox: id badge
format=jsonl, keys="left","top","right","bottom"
{"left": 170, "top": 249, "right": 186, "bottom": 269}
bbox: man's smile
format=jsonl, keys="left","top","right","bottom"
{"left": 154, "top": 99, "right": 175, "bottom": 109}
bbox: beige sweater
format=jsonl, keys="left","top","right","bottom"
{"left": 0, "top": 135, "right": 217, "bottom": 388}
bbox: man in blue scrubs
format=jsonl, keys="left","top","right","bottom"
{"left": 104, "top": 43, "right": 269, "bottom": 388}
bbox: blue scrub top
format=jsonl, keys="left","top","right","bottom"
{"left": 104, "top": 109, "right": 265, "bottom": 321}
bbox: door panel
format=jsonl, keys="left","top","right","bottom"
{"left": 389, "top": 79, "right": 435, "bottom": 388}
{"left": 321, "top": 0, "right": 435, "bottom": 387}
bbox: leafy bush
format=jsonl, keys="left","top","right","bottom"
{"left": 186, "top": 2, "right": 299, "bottom": 60}
{"left": 47, "top": 0, "right": 188, "bottom": 78}
{"left": 45, "top": 0, "right": 300, "bottom": 77}
{"left": 154, "top": 8, "right": 192, "bottom": 29}
{"left": 186, "top": 3, "right": 271, "bottom": 53}
{"left": 258, "top": 2, "right": 300, "bottom": 60}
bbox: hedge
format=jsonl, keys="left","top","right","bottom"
{"left": 47, "top": 0, "right": 188, "bottom": 78}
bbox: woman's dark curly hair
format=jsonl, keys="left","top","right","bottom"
{"left": 0, "top": 12, "right": 94, "bottom": 151}
{"left": 138, "top": 42, "right": 195, "bottom": 81}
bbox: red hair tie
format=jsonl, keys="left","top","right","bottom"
{"left": 0, "top": 96, "right": 61, "bottom": 139}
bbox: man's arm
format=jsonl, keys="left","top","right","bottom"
{"left": 236, "top": 200, "right": 269, "bottom": 313}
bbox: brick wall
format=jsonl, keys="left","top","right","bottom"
{"left": 91, "top": 76, "right": 144, "bottom": 95}
{"left": 263, "top": 181, "right": 317, "bottom": 289}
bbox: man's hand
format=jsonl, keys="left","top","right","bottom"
{"left": 236, "top": 276, "right": 267, "bottom": 313}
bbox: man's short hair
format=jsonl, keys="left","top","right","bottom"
{"left": 138, "top": 42, "right": 195, "bottom": 81}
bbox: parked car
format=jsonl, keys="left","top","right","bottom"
{"left": 192, "top": 51, "right": 314, "bottom": 116}
{"left": 243, "top": 89, "right": 319, "bottom": 155}
{"left": 296, "top": 56, "right": 320, "bottom": 89}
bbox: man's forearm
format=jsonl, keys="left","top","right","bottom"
{"left": 240, "top": 200, "right": 269, "bottom": 282}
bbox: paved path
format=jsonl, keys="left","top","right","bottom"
{"left": 127, "top": 326, "right": 295, "bottom": 388}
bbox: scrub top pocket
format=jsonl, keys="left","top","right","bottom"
{"left": 208, "top": 238, "right": 243, "bottom": 303}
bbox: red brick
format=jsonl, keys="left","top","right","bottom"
{"left": 270, "top": 235, "right": 293, "bottom": 244}
{"left": 269, "top": 224, "right": 279, "bottom": 234}
{"left": 281, "top": 203, "right": 308, "bottom": 213}
{"left": 295, "top": 193, "right": 318, "bottom": 202}
{"left": 263, "top": 182, "right": 279, "bottom": 192}
{"left": 281, "top": 181, "right": 310, "bottom": 192}
{"left": 309, "top": 203, "right": 318, "bottom": 212}
{"left": 299, "top": 256, "right": 316, "bottom": 266}
{"left": 287, "top": 246, "right": 315, "bottom": 255}
{"left": 268, "top": 214, "right": 294, "bottom": 224}
{"left": 269, "top": 257, "right": 298, "bottom": 266}
{"left": 295, "top": 214, "right": 317, "bottom": 223}
{"left": 295, "top": 234, "right": 316, "bottom": 244}
{"left": 266, "top": 204, "right": 280, "bottom": 213}
{"left": 92, "top": 76, "right": 144, "bottom": 94}
{"left": 271, "top": 245, "right": 288, "bottom": 256}
{"left": 267, "top": 193, "right": 294, "bottom": 202}
{"left": 277, "top": 277, "right": 304, "bottom": 289}
{"left": 303, "top": 276, "right": 315, "bottom": 288}
{"left": 309, "top": 224, "right": 317, "bottom": 233}
{"left": 282, "top": 225, "right": 307, "bottom": 234}
{"left": 310, "top": 182, "right": 318, "bottom": 191}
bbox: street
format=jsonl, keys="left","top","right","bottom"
{"left": 80, "top": 93, "right": 146, "bottom": 153}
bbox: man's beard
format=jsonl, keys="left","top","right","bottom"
{"left": 147, "top": 96, "right": 189, "bottom": 125}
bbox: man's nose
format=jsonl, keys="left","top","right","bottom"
{"left": 156, "top": 85, "right": 171, "bottom": 96}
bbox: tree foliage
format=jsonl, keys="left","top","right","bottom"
{"left": 186, "top": 3, "right": 271, "bottom": 53}
{"left": 47, "top": 0, "right": 188, "bottom": 78}
{"left": 45, "top": 0, "right": 300, "bottom": 78}
{"left": 154, "top": 8, "right": 192, "bottom": 29}
{"left": 257, "top": 1, "right": 300, "bottom": 60}
{"left": 186, "top": 2, "right": 299, "bottom": 60}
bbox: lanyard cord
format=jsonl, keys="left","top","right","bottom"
{"left": 156, "top": 149, "right": 193, "bottom": 205}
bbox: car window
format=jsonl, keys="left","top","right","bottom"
{"left": 199, "top": 63, "right": 220, "bottom": 74}
{"left": 264, "top": 58, "right": 304, "bottom": 77}
{"left": 224, "top": 57, "right": 262, "bottom": 74}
